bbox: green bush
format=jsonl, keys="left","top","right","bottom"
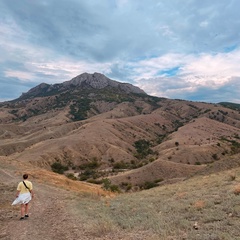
{"left": 102, "top": 179, "right": 121, "bottom": 192}
{"left": 141, "top": 181, "right": 158, "bottom": 190}
{"left": 51, "top": 162, "right": 69, "bottom": 174}
{"left": 66, "top": 173, "right": 77, "bottom": 180}
{"left": 113, "top": 161, "right": 128, "bottom": 169}
{"left": 109, "top": 185, "right": 121, "bottom": 193}
{"left": 79, "top": 159, "right": 100, "bottom": 170}
{"left": 134, "top": 139, "right": 153, "bottom": 159}
{"left": 102, "top": 178, "right": 111, "bottom": 190}
{"left": 79, "top": 168, "right": 99, "bottom": 181}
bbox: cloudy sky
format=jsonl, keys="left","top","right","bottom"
{"left": 1, "top": 0, "right": 240, "bottom": 103}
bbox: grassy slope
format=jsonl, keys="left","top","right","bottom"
{"left": 70, "top": 166, "right": 240, "bottom": 240}
{"left": 1, "top": 156, "right": 240, "bottom": 239}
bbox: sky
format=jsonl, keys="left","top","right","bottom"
{"left": 0, "top": 0, "right": 240, "bottom": 103}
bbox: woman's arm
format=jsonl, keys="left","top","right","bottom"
{"left": 16, "top": 190, "right": 20, "bottom": 198}
{"left": 31, "top": 190, "right": 34, "bottom": 198}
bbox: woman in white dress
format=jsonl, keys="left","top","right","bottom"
{"left": 12, "top": 174, "right": 34, "bottom": 220}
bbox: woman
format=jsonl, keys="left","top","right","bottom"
{"left": 12, "top": 174, "right": 34, "bottom": 220}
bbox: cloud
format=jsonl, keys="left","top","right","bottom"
{"left": 133, "top": 49, "right": 240, "bottom": 103}
{"left": 5, "top": 70, "right": 35, "bottom": 81}
{"left": 0, "top": 0, "right": 240, "bottom": 103}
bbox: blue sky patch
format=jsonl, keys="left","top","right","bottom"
{"left": 157, "top": 67, "right": 180, "bottom": 77}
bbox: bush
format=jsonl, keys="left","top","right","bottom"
{"left": 141, "top": 181, "right": 158, "bottom": 190}
{"left": 102, "top": 178, "right": 111, "bottom": 190}
{"left": 113, "top": 161, "right": 129, "bottom": 169}
{"left": 134, "top": 139, "right": 153, "bottom": 159}
{"left": 212, "top": 154, "right": 219, "bottom": 160}
{"left": 66, "top": 173, "right": 77, "bottom": 180}
{"left": 120, "top": 182, "right": 132, "bottom": 191}
{"left": 79, "top": 159, "right": 100, "bottom": 170}
{"left": 79, "top": 168, "right": 98, "bottom": 181}
{"left": 109, "top": 185, "right": 121, "bottom": 193}
{"left": 102, "top": 178, "right": 121, "bottom": 192}
{"left": 51, "top": 162, "right": 69, "bottom": 174}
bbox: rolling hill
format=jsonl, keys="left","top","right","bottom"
{"left": 0, "top": 72, "right": 240, "bottom": 191}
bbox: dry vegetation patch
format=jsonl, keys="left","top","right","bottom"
{"left": 69, "top": 167, "right": 240, "bottom": 239}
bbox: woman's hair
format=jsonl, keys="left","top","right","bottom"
{"left": 23, "top": 174, "right": 28, "bottom": 179}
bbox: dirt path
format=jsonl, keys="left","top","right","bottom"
{"left": 5, "top": 186, "right": 85, "bottom": 240}
{"left": 0, "top": 166, "right": 126, "bottom": 240}
{"left": 0, "top": 163, "right": 152, "bottom": 240}
{"left": 0, "top": 166, "right": 92, "bottom": 240}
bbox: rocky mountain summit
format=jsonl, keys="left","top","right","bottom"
{"left": 18, "top": 72, "right": 145, "bottom": 100}
{"left": 63, "top": 72, "right": 145, "bottom": 94}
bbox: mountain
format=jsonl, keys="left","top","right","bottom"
{"left": 18, "top": 72, "right": 146, "bottom": 100}
{"left": 0, "top": 72, "right": 240, "bottom": 191}
{"left": 1, "top": 72, "right": 149, "bottom": 123}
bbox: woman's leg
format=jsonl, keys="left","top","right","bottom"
{"left": 20, "top": 204, "right": 25, "bottom": 218}
{"left": 25, "top": 203, "right": 29, "bottom": 216}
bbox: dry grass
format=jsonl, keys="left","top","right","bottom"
{"left": 70, "top": 167, "right": 240, "bottom": 240}
{"left": 1, "top": 154, "right": 240, "bottom": 239}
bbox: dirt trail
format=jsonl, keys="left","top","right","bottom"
{"left": 5, "top": 186, "right": 86, "bottom": 240}
{"left": 0, "top": 163, "right": 150, "bottom": 240}
{"left": 0, "top": 166, "right": 95, "bottom": 240}
{"left": 0, "top": 159, "right": 103, "bottom": 240}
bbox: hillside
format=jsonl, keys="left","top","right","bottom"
{"left": 1, "top": 155, "right": 240, "bottom": 239}
{"left": 0, "top": 72, "right": 240, "bottom": 191}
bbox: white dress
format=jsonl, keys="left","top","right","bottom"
{"left": 12, "top": 192, "right": 32, "bottom": 205}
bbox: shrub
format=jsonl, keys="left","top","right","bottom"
{"left": 212, "top": 153, "right": 219, "bottom": 160}
{"left": 109, "top": 185, "right": 121, "bottom": 193}
{"left": 66, "top": 173, "right": 77, "bottom": 180}
{"left": 134, "top": 139, "right": 153, "bottom": 159}
{"left": 120, "top": 182, "right": 132, "bottom": 191}
{"left": 102, "top": 178, "right": 111, "bottom": 190}
{"left": 141, "top": 181, "right": 158, "bottom": 190}
{"left": 79, "top": 168, "right": 98, "bottom": 180}
{"left": 113, "top": 161, "right": 128, "bottom": 169}
{"left": 79, "top": 159, "right": 100, "bottom": 170}
{"left": 51, "top": 162, "right": 69, "bottom": 174}
{"left": 102, "top": 178, "right": 120, "bottom": 192}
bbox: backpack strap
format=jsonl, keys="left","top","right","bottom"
{"left": 23, "top": 181, "right": 31, "bottom": 192}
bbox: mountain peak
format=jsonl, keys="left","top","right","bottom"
{"left": 63, "top": 72, "right": 112, "bottom": 89}
{"left": 18, "top": 72, "right": 145, "bottom": 100}
{"left": 63, "top": 72, "right": 145, "bottom": 94}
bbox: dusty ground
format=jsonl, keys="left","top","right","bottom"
{"left": 0, "top": 161, "right": 155, "bottom": 240}
{"left": 0, "top": 167, "right": 88, "bottom": 240}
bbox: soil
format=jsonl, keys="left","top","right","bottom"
{"left": 0, "top": 163, "right": 153, "bottom": 240}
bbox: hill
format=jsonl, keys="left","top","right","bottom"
{"left": 0, "top": 72, "right": 240, "bottom": 191}
{"left": 1, "top": 155, "right": 240, "bottom": 239}
{"left": 1, "top": 72, "right": 240, "bottom": 239}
